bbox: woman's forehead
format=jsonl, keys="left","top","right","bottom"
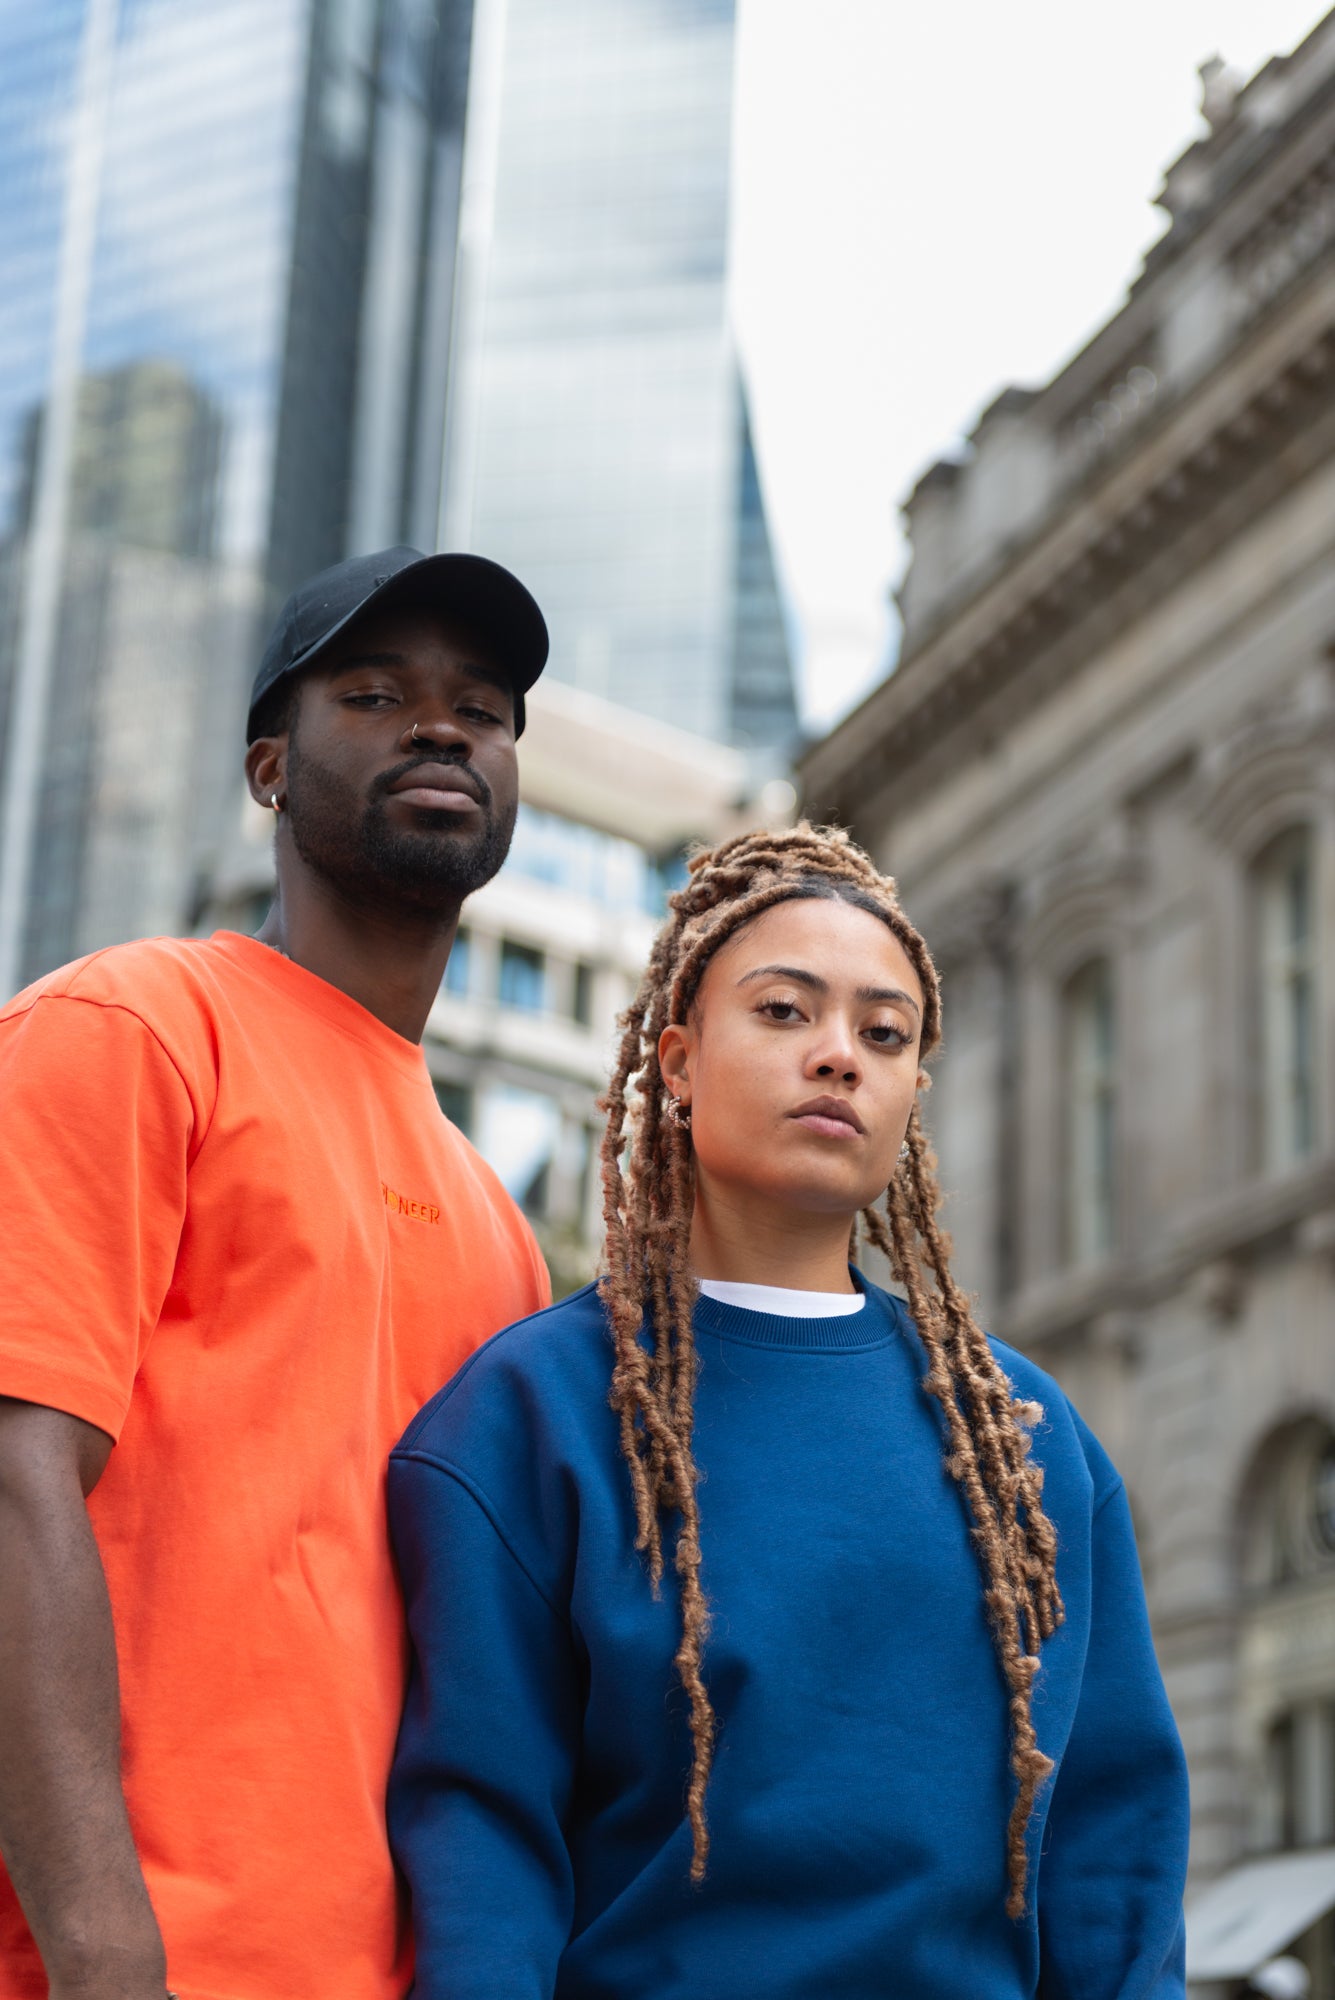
{"left": 709, "top": 895, "right": 923, "bottom": 998}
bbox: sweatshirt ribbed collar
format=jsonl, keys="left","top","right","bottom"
{"left": 691, "top": 1271, "right": 902, "bottom": 1353}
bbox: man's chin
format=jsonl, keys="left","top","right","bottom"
{"left": 366, "top": 823, "right": 511, "bottom": 903}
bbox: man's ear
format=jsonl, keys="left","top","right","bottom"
{"left": 245, "top": 737, "right": 286, "bottom": 811}
{"left": 658, "top": 1022, "right": 694, "bottom": 1102}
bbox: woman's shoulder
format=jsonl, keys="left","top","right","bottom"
{"left": 395, "top": 1282, "right": 613, "bottom": 1466}
{"left": 987, "top": 1332, "right": 1123, "bottom": 1513}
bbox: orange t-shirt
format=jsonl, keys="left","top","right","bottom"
{"left": 0, "top": 933, "right": 551, "bottom": 2000}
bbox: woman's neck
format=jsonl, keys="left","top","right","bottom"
{"left": 688, "top": 1184, "right": 856, "bottom": 1293}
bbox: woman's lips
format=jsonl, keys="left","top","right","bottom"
{"left": 791, "top": 1111, "right": 862, "bottom": 1140}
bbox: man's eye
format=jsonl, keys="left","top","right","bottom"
{"left": 460, "top": 705, "right": 503, "bottom": 726}
{"left": 343, "top": 692, "right": 396, "bottom": 708}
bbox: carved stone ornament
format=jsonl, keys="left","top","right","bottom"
{"left": 1020, "top": 833, "right": 1144, "bottom": 979}
{"left": 1189, "top": 689, "right": 1335, "bottom": 855}
{"left": 1189, "top": 1255, "right": 1246, "bottom": 1325}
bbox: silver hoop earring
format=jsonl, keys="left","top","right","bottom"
{"left": 898, "top": 1140, "right": 910, "bottom": 1164}
{"left": 666, "top": 1095, "right": 692, "bottom": 1131}
{"left": 271, "top": 794, "right": 282, "bottom": 816}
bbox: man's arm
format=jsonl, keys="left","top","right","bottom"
{"left": 0, "top": 1397, "right": 171, "bottom": 2000}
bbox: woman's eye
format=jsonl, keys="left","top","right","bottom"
{"left": 865, "top": 1023, "right": 909, "bottom": 1047}
{"left": 759, "top": 999, "right": 803, "bottom": 1022}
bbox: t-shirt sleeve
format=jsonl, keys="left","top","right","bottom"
{"left": 388, "top": 1449, "right": 579, "bottom": 2000}
{"left": 0, "top": 995, "right": 199, "bottom": 1439}
{"left": 526, "top": 1221, "right": 553, "bottom": 1312}
{"left": 1036, "top": 1475, "right": 1190, "bottom": 1998}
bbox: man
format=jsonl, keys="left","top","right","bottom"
{"left": 0, "top": 548, "right": 553, "bottom": 2000}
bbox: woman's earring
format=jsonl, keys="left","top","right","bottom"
{"left": 666, "top": 1095, "right": 692, "bottom": 1131}
{"left": 898, "top": 1139, "right": 910, "bottom": 1165}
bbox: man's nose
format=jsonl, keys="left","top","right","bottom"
{"left": 402, "top": 713, "right": 471, "bottom": 754}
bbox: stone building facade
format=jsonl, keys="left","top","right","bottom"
{"left": 801, "top": 17, "right": 1335, "bottom": 1990}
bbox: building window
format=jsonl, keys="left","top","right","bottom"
{"left": 476, "top": 1084, "right": 562, "bottom": 1219}
{"left": 1246, "top": 1422, "right": 1335, "bottom": 1591}
{"left": 1063, "top": 959, "right": 1116, "bottom": 1265}
{"left": 241, "top": 890, "right": 273, "bottom": 935}
{"left": 572, "top": 961, "right": 594, "bottom": 1027}
{"left": 1256, "top": 828, "right": 1318, "bottom": 1171}
{"left": 433, "top": 1080, "right": 472, "bottom": 1137}
{"left": 499, "top": 939, "right": 546, "bottom": 1012}
{"left": 442, "top": 925, "right": 471, "bottom": 997}
{"left": 1241, "top": 1423, "right": 1335, "bottom": 1872}
{"left": 503, "top": 802, "right": 682, "bottom": 917}
{"left": 1256, "top": 1701, "right": 1335, "bottom": 1854}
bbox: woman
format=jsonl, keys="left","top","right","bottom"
{"left": 388, "top": 824, "right": 1189, "bottom": 1999}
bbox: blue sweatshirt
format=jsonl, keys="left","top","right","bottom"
{"left": 388, "top": 1277, "right": 1188, "bottom": 1999}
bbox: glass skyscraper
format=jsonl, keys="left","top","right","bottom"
{"left": 0, "top": 0, "right": 474, "bottom": 992}
{"left": 443, "top": 0, "right": 796, "bottom": 750}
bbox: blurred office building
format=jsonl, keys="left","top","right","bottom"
{"left": 203, "top": 677, "right": 786, "bottom": 1290}
{"left": 441, "top": 0, "right": 797, "bottom": 751}
{"left": 0, "top": 0, "right": 475, "bottom": 994}
{"left": 802, "top": 17, "right": 1335, "bottom": 1994}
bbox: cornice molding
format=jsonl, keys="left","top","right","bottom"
{"left": 997, "top": 1152, "right": 1335, "bottom": 1352}
{"left": 801, "top": 268, "right": 1335, "bottom": 826}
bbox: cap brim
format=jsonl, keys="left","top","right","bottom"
{"left": 248, "top": 552, "right": 548, "bottom": 739}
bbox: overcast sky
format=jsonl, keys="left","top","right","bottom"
{"left": 730, "top": 1, "right": 1331, "bottom": 732}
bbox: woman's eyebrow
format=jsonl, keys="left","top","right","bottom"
{"left": 736, "top": 962, "right": 827, "bottom": 992}
{"left": 858, "top": 983, "right": 920, "bottom": 1014}
{"left": 736, "top": 963, "right": 920, "bottom": 1016}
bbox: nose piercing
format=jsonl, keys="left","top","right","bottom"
{"left": 411, "top": 723, "right": 422, "bottom": 743}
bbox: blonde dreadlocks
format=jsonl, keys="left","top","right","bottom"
{"left": 597, "top": 822, "right": 1063, "bottom": 1919}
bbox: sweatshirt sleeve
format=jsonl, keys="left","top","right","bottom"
{"left": 387, "top": 1448, "right": 580, "bottom": 2000}
{"left": 1037, "top": 1474, "right": 1190, "bottom": 1999}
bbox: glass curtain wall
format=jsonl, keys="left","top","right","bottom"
{"left": 0, "top": 0, "right": 309, "bottom": 986}
{"left": 445, "top": 0, "right": 796, "bottom": 749}
{"left": 0, "top": 0, "right": 473, "bottom": 992}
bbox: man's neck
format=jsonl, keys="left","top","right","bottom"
{"left": 688, "top": 1180, "right": 857, "bottom": 1293}
{"left": 257, "top": 874, "right": 459, "bottom": 1044}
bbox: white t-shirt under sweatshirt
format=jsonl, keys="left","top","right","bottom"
{"left": 697, "top": 1280, "right": 864, "bottom": 1317}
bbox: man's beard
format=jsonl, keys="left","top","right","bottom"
{"left": 284, "top": 732, "right": 517, "bottom": 913}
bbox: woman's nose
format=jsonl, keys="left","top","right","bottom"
{"left": 809, "top": 1024, "right": 861, "bottom": 1085}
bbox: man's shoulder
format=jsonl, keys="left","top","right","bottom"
{"left": 2, "top": 935, "right": 228, "bottom": 1028}
{"left": 395, "top": 1283, "right": 608, "bottom": 1464}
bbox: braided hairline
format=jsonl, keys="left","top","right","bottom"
{"left": 596, "top": 823, "right": 1063, "bottom": 1912}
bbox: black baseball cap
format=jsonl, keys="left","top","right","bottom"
{"left": 247, "top": 546, "right": 549, "bottom": 741}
